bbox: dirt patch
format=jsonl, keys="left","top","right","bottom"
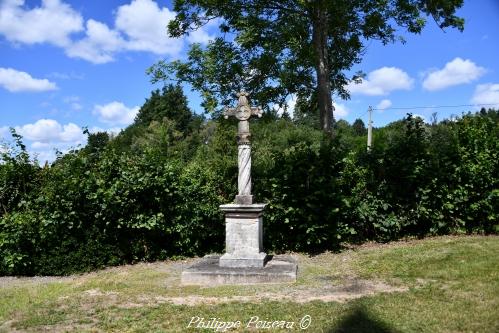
{"left": 83, "top": 288, "right": 119, "bottom": 297}
{"left": 149, "top": 278, "right": 408, "bottom": 306}
{"left": 0, "top": 276, "right": 75, "bottom": 289}
{"left": 16, "top": 321, "right": 104, "bottom": 333}
{"left": 0, "top": 319, "right": 22, "bottom": 333}
{"left": 65, "top": 277, "right": 409, "bottom": 309}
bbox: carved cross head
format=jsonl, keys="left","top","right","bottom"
{"left": 224, "top": 91, "right": 263, "bottom": 121}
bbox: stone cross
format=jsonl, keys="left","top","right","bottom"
{"left": 224, "top": 91, "right": 262, "bottom": 205}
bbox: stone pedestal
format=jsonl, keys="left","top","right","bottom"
{"left": 180, "top": 203, "right": 298, "bottom": 285}
{"left": 219, "top": 203, "right": 267, "bottom": 268}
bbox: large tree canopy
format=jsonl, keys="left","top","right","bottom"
{"left": 148, "top": 0, "right": 464, "bottom": 133}
{"left": 135, "top": 84, "right": 194, "bottom": 133}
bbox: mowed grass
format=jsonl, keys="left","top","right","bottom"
{"left": 0, "top": 235, "right": 498, "bottom": 332}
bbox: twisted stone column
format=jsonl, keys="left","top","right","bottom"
{"left": 235, "top": 120, "right": 253, "bottom": 204}
{"left": 238, "top": 143, "right": 251, "bottom": 196}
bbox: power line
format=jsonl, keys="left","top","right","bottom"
{"left": 350, "top": 109, "right": 368, "bottom": 120}
{"left": 372, "top": 103, "right": 499, "bottom": 111}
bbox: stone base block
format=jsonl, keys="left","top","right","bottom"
{"left": 219, "top": 252, "right": 267, "bottom": 268}
{"left": 235, "top": 195, "right": 253, "bottom": 205}
{"left": 181, "top": 255, "right": 298, "bottom": 285}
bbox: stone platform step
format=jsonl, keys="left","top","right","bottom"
{"left": 181, "top": 255, "right": 298, "bottom": 285}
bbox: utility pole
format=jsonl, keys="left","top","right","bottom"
{"left": 367, "top": 106, "right": 373, "bottom": 151}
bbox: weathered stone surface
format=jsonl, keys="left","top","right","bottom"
{"left": 181, "top": 255, "right": 298, "bottom": 285}
{"left": 235, "top": 195, "right": 253, "bottom": 205}
{"left": 220, "top": 203, "right": 266, "bottom": 214}
{"left": 223, "top": 91, "right": 262, "bottom": 200}
{"left": 219, "top": 204, "right": 267, "bottom": 268}
{"left": 219, "top": 252, "right": 268, "bottom": 268}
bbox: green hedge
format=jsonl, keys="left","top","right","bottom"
{"left": 0, "top": 111, "right": 497, "bottom": 275}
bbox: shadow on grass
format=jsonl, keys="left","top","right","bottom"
{"left": 327, "top": 305, "right": 398, "bottom": 333}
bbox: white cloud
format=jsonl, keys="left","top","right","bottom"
{"left": 15, "top": 119, "right": 85, "bottom": 144}
{"left": 0, "top": 67, "right": 57, "bottom": 92}
{"left": 66, "top": 19, "right": 126, "bottom": 64}
{"left": 89, "top": 126, "right": 122, "bottom": 136}
{"left": 59, "top": 123, "right": 84, "bottom": 142}
{"left": 32, "top": 149, "right": 58, "bottom": 164}
{"left": 413, "top": 114, "right": 427, "bottom": 123}
{"left": 1, "top": 0, "right": 215, "bottom": 64}
{"left": 7, "top": 119, "right": 86, "bottom": 164}
{"left": 273, "top": 95, "right": 297, "bottom": 118}
{"left": 347, "top": 67, "right": 414, "bottom": 96}
{"left": 63, "top": 96, "right": 83, "bottom": 111}
{"left": 376, "top": 99, "right": 392, "bottom": 111}
{"left": 2, "top": 120, "right": 126, "bottom": 164}
{"left": 187, "top": 29, "right": 214, "bottom": 45}
{"left": 31, "top": 141, "right": 51, "bottom": 149}
{"left": 0, "top": 145, "right": 8, "bottom": 155}
{"left": 25, "top": 123, "right": 123, "bottom": 164}
{"left": 93, "top": 101, "right": 139, "bottom": 125}
{"left": 187, "top": 19, "right": 219, "bottom": 45}
{"left": 17, "top": 119, "right": 61, "bottom": 142}
{"left": 471, "top": 83, "right": 499, "bottom": 106}
{"left": 333, "top": 102, "right": 349, "bottom": 118}
{"left": 65, "top": 0, "right": 189, "bottom": 63}
{"left": 423, "top": 58, "right": 486, "bottom": 91}
{"left": 0, "top": 0, "right": 83, "bottom": 47}
{"left": 115, "top": 0, "right": 183, "bottom": 56}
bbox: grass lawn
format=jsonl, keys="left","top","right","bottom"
{"left": 0, "top": 235, "right": 498, "bottom": 332}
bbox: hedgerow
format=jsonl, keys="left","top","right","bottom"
{"left": 0, "top": 110, "right": 497, "bottom": 275}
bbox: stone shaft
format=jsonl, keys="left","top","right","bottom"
{"left": 238, "top": 144, "right": 251, "bottom": 196}
{"left": 223, "top": 92, "right": 262, "bottom": 204}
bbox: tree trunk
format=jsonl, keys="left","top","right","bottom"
{"left": 312, "top": 5, "right": 334, "bottom": 134}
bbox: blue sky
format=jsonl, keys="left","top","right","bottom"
{"left": 1, "top": 0, "right": 498, "bottom": 162}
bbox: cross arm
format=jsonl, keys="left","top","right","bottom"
{"left": 223, "top": 106, "right": 237, "bottom": 119}
{"left": 250, "top": 106, "right": 263, "bottom": 118}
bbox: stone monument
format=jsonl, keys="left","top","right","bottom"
{"left": 219, "top": 91, "right": 267, "bottom": 268}
{"left": 181, "top": 91, "right": 297, "bottom": 285}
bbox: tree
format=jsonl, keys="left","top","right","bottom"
{"left": 84, "top": 131, "right": 110, "bottom": 155}
{"left": 135, "top": 84, "right": 196, "bottom": 134}
{"left": 352, "top": 118, "right": 366, "bottom": 136}
{"left": 149, "top": 0, "right": 464, "bottom": 134}
{"left": 109, "top": 85, "right": 204, "bottom": 154}
{"left": 293, "top": 92, "right": 320, "bottom": 129}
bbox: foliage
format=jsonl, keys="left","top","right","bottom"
{"left": 0, "top": 107, "right": 497, "bottom": 275}
{"left": 135, "top": 84, "right": 202, "bottom": 134}
{"left": 352, "top": 118, "right": 367, "bottom": 136}
{"left": 338, "top": 111, "right": 498, "bottom": 241}
{"left": 84, "top": 130, "right": 109, "bottom": 154}
{"left": 109, "top": 84, "right": 204, "bottom": 156}
{"left": 0, "top": 129, "right": 40, "bottom": 218}
{"left": 149, "top": 0, "right": 464, "bottom": 132}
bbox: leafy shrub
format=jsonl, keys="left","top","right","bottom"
{"left": 0, "top": 211, "right": 39, "bottom": 275}
{"left": 0, "top": 130, "right": 40, "bottom": 218}
{"left": 0, "top": 110, "right": 497, "bottom": 275}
